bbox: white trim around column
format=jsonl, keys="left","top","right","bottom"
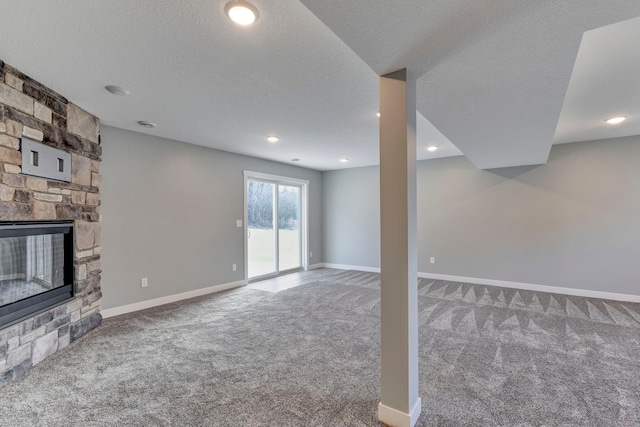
{"left": 378, "top": 398, "right": 422, "bottom": 427}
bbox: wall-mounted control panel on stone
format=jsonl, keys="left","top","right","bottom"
{"left": 20, "top": 137, "right": 71, "bottom": 182}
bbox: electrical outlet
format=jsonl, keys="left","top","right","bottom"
{"left": 236, "top": 220, "right": 242, "bottom": 228}
{"left": 232, "top": 264, "right": 237, "bottom": 272}
{"left": 141, "top": 277, "right": 148, "bottom": 288}
{"left": 310, "top": 251, "right": 313, "bottom": 258}
{"left": 430, "top": 257, "right": 435, "bottom": 264}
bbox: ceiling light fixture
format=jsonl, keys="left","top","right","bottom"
{"left": 105, "top": 85, "right": 130, "bottom": 96}
{"left": 339, "top": 158, "right": 349, "bottom": 163}
{"left": 225, "top": 1, "right": 258, "bottom": 25}
{"left": 266, "top": 136, "right": 279, "bottom": 143}
{"left": 427, "top": 145, "right": 439, "bottom": 152}
{"left": 137, "top": 121, "right": 157, "bottom": 129}
{"left": 605, "top": 116, "right": 626, "bottom": 124}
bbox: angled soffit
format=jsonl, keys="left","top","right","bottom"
{"left": 300, "top": 0, "right": 640, "bottom": 169}
{"left": 554, "top": 16, "right": 640, "bottom": 145}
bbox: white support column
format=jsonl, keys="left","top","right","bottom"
{"left": 378, "top": 69, "right": 421, "bottom": 427}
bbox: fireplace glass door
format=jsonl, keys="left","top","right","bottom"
{"left": 0, "top": 234, "right": 65, "bottom": 306}
{"left": 0, "top": 222, "right": 74, "bottom": 328}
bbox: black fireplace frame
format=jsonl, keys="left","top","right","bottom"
{"left": 0, "top": 221, "right": 75, "bottom": 329}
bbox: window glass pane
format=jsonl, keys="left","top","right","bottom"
{"left": 247, "top": 180, "right": 277, "bottom": 278}
{"left": 278, "top": 185, "right": 301, "bottom": 271}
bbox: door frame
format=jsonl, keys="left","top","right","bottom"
{"left": 243, "top": 171, "right": 309, "bottom": 282}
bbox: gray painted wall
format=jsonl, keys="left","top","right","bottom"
{"left": 100, "top": 126, "right": 322, "bottom": 309}
{"left": 322, "top": 135, "right": 640, "bottom": 295}
{"left": 322, "top": 166, "right": 380, "bottom": 267}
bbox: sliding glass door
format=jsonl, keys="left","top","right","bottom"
{"left": 278, "top": 185, "right": 301, "bottom": 272}
{"left": 247, "top": 180, "right": 277, "bottom": 278}
{"left": 246, "top": 174, "right": 305, "bottom": 281}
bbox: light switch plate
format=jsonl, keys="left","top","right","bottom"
{"left": 236, "top": 220, "right": 243, "bottom": 228}
{"left": 21, "top": 137, "right": 71, "bottom": 182}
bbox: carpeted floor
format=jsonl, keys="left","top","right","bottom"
{"left": 1, "top": 268, "right": 639, "bottom": 426}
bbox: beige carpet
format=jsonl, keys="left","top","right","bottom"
{"left": 1, "top": 268, "right": 639, "bottom": 426}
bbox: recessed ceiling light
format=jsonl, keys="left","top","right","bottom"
{"left": 225, "top": 1, "right": 258, "bottom": 25}
{"left": 376, "top": 111, "right": 381, "bottom": 118}
{"left": 105, "top": 85, "right": 130, "bottom": 96}
{"left": 605, "top": 116, "right": 626, "bottom": 124}
{"left": 266, "top": 136, "right": 279, "bottom": 143}
{"left": 339, "top": 158, "right": 349, "bottom": 163}
{"left": 427, "top": 145, "right": 439, "bottom": 152}
{"left": 137, "top": 121, "right": 156, "bottom": 129}
{"left": 291, "top": 158, "right": 300, "bottom": 162}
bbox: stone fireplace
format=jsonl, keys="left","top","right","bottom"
{"left": 0, "top": 60, "right": 102, "bottom": 387}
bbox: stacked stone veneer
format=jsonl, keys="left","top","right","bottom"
{"left": 0, "top": 60, "right": 102, "bottom": 387}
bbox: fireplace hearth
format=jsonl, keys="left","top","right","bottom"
{"left": 0, "top": 221, "right": 74, "bottom": 329}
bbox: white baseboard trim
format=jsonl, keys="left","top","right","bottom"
{"left": 417, "top": 272, "right": 640, "bottom": 303}
{"left": 101, "top": 280, "right": 247, "bottom": 319}
{"left": 378, "top": 398, "right": 422, "bottom": 427}
{"left": 0, "top": 273, "right": 25, "bottom": 281}
{"left": 317, "top": 264, "right": 640, "bottom": 303}
{"left": 322, "top": 263, "right": 381, "bottom": 273}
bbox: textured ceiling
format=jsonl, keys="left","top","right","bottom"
{"left": 0, "top": 1, "right": 638, "bottom": 171}
{"left": 299, "top": 0, "right": 640, "bottom": 169}
{"left": 0, "top": 0, "right": 456, "bottom": 171}
{"left": 554, "top": 16, "right": 640, "bottom": 145}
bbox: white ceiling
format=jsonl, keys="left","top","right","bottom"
{"left": 554, "top": 16, "right": 640, "bottom": 145}
{"left": 300, "top": 0, "right": 640, "bottom": 169}
{"left": 0, "top": 1, "right": 638, "bottom": 171}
